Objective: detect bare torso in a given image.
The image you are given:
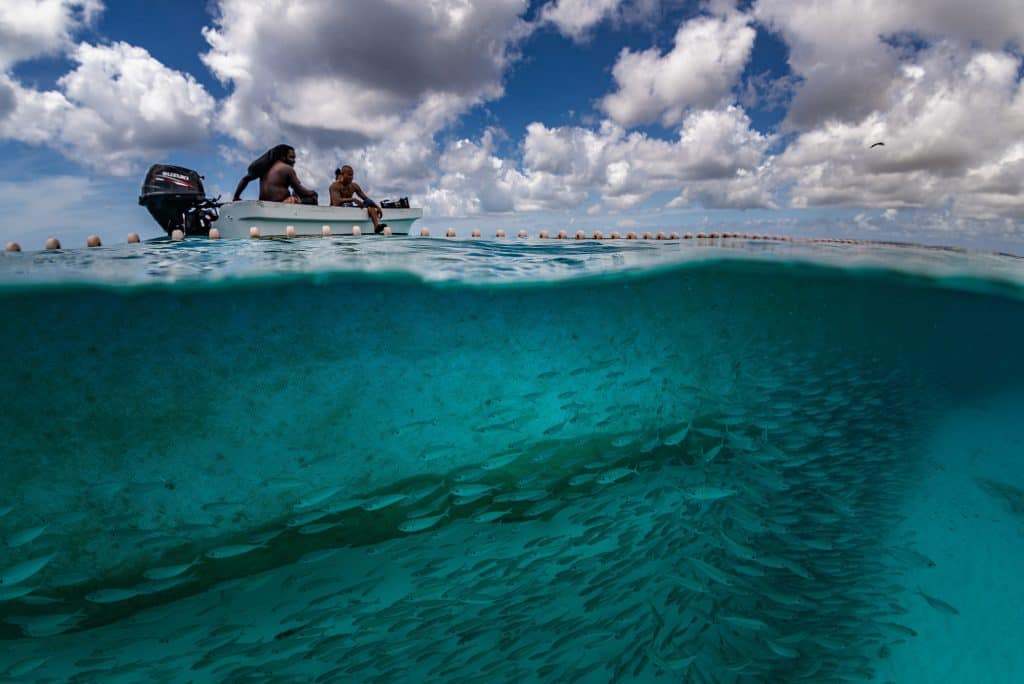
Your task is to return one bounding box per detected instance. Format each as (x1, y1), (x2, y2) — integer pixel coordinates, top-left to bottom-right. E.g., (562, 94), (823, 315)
(329, 180), (365, 206)
(261, 161), (313, 202)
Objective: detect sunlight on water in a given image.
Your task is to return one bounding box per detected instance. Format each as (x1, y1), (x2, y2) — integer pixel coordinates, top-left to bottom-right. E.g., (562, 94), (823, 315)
(1, 237), (1022, 682)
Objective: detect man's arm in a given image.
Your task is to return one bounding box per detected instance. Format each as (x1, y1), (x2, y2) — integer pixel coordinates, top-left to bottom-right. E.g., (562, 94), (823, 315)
(332, 182), (362, 206)
(287, 168), (317, 199)
(353, 183), (374, 207)
(232, 173), (256, 201)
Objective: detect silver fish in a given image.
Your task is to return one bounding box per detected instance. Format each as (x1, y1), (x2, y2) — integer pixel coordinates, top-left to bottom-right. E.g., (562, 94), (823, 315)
(663, 423), (691, 446)
(398, 509), (450, 533)
(451, 484), (496, 498)
(206, 543), (264, 559)
(295, 486), (342, 509)
(143, 558), (198, 581)
(473, 510), (511, 523)
(361, 493), (409, 511)
(7, 524), (49, 548)
(0, 552), (56, 586)
(86, 587), (138, 603)
(917, 586), (959, 615)
(596, 467), (637, 484)
(683, 485), (736, 501)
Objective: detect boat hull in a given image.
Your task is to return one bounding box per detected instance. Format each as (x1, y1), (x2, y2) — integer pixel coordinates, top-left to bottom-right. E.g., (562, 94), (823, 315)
(214, 201), (422, 237)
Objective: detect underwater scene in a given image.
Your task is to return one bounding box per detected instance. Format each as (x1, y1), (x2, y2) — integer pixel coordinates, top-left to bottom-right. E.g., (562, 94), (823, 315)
(1, 236), (1023, 683)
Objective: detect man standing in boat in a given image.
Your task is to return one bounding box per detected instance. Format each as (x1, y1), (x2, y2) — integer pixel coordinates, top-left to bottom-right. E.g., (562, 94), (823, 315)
(329, 165), (387, 233)
(232, 144), (318, 204)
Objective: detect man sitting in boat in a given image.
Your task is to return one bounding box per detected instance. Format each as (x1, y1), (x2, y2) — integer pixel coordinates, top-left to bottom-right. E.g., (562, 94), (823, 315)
(329, 165), (387, 233)
(232, 144), (318, 205)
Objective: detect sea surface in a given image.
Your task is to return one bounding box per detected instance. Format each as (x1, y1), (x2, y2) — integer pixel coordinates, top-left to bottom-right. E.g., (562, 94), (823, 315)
(1, 235), (1023, 683)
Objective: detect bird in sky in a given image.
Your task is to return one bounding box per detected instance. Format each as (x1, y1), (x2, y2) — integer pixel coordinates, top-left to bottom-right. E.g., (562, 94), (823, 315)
(869, 142), (885, 148)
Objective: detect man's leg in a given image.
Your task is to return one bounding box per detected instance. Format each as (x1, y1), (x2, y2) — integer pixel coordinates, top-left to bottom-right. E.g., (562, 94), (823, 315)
(368, 206), (383, 233)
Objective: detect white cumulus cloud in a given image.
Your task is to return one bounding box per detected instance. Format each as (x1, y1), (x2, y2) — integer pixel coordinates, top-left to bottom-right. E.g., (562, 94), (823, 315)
(0, 42), (216, 175)
(202, 0), (531, 187)
(0, 0), (102, 69)
(601, 10), (755, 127)
(778, 42), (1024, 218)
(425, 105), (773, 216)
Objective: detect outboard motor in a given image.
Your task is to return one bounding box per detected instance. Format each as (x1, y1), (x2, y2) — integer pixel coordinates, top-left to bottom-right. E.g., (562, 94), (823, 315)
(138, 164), (220, 236)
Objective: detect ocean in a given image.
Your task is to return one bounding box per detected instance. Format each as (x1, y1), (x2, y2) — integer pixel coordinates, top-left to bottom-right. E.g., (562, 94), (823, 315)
(1, 235), (1022, 683)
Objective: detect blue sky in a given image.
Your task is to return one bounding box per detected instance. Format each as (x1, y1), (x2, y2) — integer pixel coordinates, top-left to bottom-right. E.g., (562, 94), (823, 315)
(1, 0), (1023, 252)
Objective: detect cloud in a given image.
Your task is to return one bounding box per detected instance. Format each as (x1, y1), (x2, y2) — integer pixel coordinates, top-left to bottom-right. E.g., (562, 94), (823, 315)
(539, 0), (624, 42)
(202, 0), (531, 161)
(0, 0), (102, 69)
(0, 42), (216, 175)
(424, 105), (773, 215)
(600, 10), (755, 127)
(755, 0), (1024, 129)
(778, 43), (1024, 218)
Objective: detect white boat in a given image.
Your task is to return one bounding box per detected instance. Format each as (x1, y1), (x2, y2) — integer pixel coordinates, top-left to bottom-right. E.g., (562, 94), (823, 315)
(138, 163), (422, 238)
(215, 200), (422, 238)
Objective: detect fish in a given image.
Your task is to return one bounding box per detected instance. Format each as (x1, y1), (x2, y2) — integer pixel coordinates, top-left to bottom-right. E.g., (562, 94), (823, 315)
(719, 615), (768, 631)
(686, 557), (733, 586)
(6, 656), (50, 677)
(288, 510), (327, 528)
(481, 453), (518, 471)
(647, 647), (696, 673)
(323, 497), (366, 514)
(399, 509), (450, 533)
(0, 583), (38, 602)
(719, 526), (757, 561)
(206, 544), (264, 559)
(450, 484), (495, 498)
(295, 486), (342, 509)
(493, 489), (547, 503)
(726, 431), (758, 451)
(768, 640), (800, 658)
(522, 500), (561, 518)
(916, 587), (959, 615)
(86, 587), (139, 603)
(596, 467), (638, 484)
(7, 524), (49, 547)
(300, 549), (339, 564)
(143, 558), (198, 581)
(137, 574), (195, 595)
(702, 442), (724, 463)
(0, 504), (12, 518)
(611, 433), (638, 448)
(682, 485), (737, 501)
(669, 573), (708, 593)
(0, 552), (57, 586)
(299, 521), (345, 535)
(361, 493), (408, 511)
(543, 420), (568, 435)
(473, 510), (511, 523)
(663, 423), (690, 446)
(888, 546), (936, 568)
(879, 621), (918, 637)
(568, 473), (598, 486)
(454, 492), (490, 506)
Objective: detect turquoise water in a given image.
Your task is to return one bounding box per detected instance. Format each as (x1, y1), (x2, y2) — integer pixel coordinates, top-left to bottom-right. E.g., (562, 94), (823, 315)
(1, 236), (1023, 682)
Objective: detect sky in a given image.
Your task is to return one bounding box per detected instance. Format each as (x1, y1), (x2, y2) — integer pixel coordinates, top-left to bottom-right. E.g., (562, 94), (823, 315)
(1, 0), (1023, 252)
